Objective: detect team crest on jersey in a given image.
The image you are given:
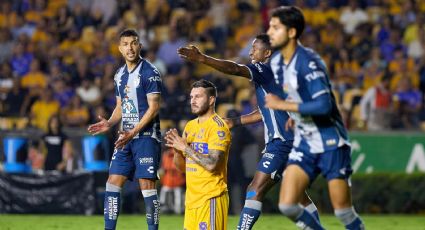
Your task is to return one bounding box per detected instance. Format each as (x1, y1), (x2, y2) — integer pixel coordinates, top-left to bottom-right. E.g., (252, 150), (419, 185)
(199, 222), (207, 230)
(217, 131), (225, 140)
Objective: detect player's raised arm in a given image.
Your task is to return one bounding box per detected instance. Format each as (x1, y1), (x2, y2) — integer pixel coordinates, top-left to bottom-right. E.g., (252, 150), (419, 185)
(87, 97), (122, 135)
(177, 45), (251, 78)
(224, 109), (262, 128)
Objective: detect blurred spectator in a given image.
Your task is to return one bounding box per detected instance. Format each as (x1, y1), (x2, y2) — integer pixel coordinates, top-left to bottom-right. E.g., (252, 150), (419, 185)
(0, 28), (15, 63)
(393, 78), (422, 129)
(157, 27), (187, 74)
(360, 74), (393, 131)
(30, 88), (60, 131)
(407, 26), (425, 60)
(145, 48), (167, 76)
(51, 77), (75, 108)
(76, 78), (102, 106)
(2, 78), (27, 116)
(20, 59), (47, 90)
(0, 63), (14, 98)
(339, 0), (368, 35)
(28, 139), (44, 171)
(42, 115), (75, 172)
(159, 147), (185, 214)
(10, 42), (33, 77)
(61, 95), (90, 128)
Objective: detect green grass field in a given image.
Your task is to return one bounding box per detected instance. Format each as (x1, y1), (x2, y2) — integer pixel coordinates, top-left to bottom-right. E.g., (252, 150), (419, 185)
(1, 214), (425, 230)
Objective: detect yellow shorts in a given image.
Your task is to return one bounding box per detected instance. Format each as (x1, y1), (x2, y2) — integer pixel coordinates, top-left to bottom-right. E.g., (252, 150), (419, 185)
(184, 192), (229, 230)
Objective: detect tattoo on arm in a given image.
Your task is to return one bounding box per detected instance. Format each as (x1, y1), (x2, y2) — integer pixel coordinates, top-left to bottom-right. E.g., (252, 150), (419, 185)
(184, 147), (223, 172)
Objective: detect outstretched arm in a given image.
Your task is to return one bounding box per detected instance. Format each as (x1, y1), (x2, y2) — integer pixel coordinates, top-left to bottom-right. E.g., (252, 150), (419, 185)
(178, 45), (251, 78)
(87, 97), (122, 135)
(264, 93), (331, 115)
(224, 109), (262, 128)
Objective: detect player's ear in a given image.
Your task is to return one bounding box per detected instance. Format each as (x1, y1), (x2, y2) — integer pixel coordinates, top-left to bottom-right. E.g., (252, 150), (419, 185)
(209, 96), (216, 107)
(265, 49), (272, 59)
(288, 28), (297, 39)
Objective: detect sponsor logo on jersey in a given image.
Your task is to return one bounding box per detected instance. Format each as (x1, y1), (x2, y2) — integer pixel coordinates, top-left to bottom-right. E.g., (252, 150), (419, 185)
(326, 139), (337, 146)
(148, 76), (162, 82)
(289, 150), (303, 162)
(263, 152), (274, 159)
(139, 157), (154, 165)
(305, 71), (325, 82)
(147, 166), (154, 173)
(254, 63), (263, 73)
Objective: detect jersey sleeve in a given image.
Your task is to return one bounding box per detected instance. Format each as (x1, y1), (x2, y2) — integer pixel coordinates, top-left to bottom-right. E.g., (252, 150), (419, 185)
(302, 60), (330, 99)
(246, 63), (272, 85)
(207, 124), (231, 152)
(143, 68), (163, 94)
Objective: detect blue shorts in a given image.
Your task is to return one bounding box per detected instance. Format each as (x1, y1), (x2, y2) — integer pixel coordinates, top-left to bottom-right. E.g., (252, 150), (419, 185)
(257, 139), (292, 181)
(287, 144), (353, 183)
(109, 137), (161, 180)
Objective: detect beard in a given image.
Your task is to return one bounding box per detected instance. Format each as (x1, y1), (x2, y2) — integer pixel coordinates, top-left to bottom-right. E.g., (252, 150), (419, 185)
(191, 103), (210, 116)
(271, 36), (290, 50)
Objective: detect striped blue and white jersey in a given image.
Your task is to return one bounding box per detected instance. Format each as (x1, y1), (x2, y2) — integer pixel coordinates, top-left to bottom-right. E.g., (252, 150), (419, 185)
(269, 45), (349, 153)
(114, 58), (162, 141)
(245, 62), (294, 144)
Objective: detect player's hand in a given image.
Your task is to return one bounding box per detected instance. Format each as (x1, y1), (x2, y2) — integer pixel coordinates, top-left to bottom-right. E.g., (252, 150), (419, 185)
(164, 128), (187, 152)
(223, 118), (234, 129)
(264, 93), (283, 110)
(177, 45), (203, 63)
(87, 116), (111, 135)
(285, 118), (295, 131)
(114, 130), (135, 149)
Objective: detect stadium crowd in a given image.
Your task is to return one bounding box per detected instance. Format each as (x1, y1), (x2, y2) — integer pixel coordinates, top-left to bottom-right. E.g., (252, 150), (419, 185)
(0, 0), (425, 214)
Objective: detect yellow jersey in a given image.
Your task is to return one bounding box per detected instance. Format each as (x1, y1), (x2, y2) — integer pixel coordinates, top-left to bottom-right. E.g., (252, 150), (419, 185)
(183, 113), (231, 209)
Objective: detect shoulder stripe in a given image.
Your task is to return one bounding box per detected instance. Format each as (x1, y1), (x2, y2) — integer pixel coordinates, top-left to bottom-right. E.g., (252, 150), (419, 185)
(212, 116), (224, 127)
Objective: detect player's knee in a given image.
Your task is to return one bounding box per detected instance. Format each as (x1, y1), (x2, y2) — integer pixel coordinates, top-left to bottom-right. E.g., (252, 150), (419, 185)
(278, 204), (303, 219)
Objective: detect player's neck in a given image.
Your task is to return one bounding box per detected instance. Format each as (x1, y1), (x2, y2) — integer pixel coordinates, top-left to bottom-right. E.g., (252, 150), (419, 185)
(126, 57), (142, 72)
(280, 40), (298, 65)
(197, 109), (215, 123)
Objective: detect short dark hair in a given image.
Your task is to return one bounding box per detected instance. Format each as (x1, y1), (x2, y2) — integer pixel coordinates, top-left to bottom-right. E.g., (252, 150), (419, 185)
(271, 6), (305, 39)
(255, 33), (271, 50)
(119, 29), (139, 39)
(192, 79), (217, 98)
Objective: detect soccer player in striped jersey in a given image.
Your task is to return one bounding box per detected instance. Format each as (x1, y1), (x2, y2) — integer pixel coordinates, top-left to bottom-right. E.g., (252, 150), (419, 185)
(88, 29), (162, 230)
(165, 80), (231, 230)
(177, 34), (320, 230)
(265, 6), (364, 230)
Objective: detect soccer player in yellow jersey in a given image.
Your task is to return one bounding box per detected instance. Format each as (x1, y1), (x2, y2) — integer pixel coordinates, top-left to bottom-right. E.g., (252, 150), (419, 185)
(165, 79), (231, 230)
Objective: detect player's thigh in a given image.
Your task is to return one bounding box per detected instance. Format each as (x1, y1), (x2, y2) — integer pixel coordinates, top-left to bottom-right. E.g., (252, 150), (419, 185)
(109, 144), (134, 180)
(132, 138), (161, 180)
(184, 192), (229, 230)
(318, 145), (353, 209)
